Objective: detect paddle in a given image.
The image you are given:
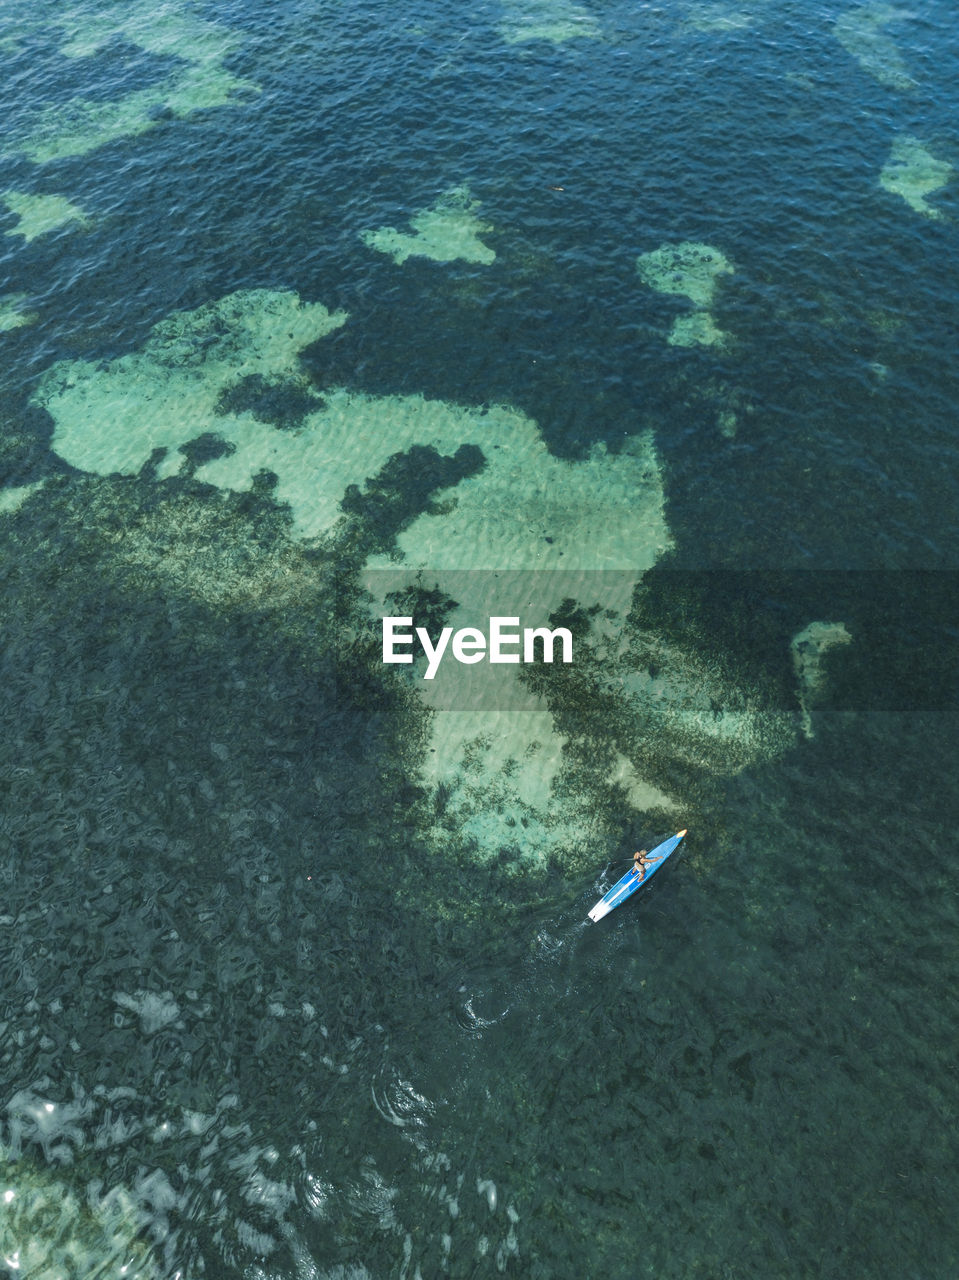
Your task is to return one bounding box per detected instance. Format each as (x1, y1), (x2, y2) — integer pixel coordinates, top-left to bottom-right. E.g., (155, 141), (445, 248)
(584, 840), (668, 882)
(603, 853), (649, 876)
(603, 848), (669, 879)
(610, 851), (657, 868)
(571, 854), (637, 885)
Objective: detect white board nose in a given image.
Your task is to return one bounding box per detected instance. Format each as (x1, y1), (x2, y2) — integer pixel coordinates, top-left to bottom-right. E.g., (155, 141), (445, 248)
(588, 900), (612, 922)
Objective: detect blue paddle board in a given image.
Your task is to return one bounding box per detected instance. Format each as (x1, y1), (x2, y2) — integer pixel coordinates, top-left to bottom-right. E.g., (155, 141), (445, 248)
(588, 829), (686, 922)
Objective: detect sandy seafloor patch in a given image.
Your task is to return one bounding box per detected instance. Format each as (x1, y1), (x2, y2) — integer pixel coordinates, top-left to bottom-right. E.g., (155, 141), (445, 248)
(1, 0), (958, 1276)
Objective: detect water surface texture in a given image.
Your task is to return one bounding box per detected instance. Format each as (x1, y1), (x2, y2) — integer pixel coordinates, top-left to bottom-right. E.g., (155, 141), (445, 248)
(2, 1), (958, 1276)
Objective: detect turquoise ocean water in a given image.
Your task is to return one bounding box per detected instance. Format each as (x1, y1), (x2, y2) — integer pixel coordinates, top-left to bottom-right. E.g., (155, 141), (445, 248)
(1, 1), (958, 1276)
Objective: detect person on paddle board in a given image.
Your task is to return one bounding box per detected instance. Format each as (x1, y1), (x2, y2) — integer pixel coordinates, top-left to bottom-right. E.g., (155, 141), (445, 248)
(632, 849), (652, 879)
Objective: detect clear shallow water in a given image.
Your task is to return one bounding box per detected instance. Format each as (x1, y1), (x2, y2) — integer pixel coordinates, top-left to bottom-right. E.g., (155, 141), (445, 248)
(1, 1), (958, 1276)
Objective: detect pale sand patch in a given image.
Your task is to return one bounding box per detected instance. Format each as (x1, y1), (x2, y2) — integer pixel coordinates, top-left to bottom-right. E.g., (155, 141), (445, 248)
(0, 482), (43, 514)
(683, 4), (754, 34)
(56, 1), (245, 64)
(2, 190), (90, 243)
(834, 3), (917, 91)
(669, 310), (727, 349)
(637, 241), (734, 348)
(364, 433), (676, 858)
(637, 241), (733, 309)
(609, 750), (674, 811)
(36, 289), (347, 501)
(0, 294), (37, 333)
(35, 286), (801, 868)
(498, 0), (601, 45)
(16, 1), (258, 164)
(361, 186), (495, 265)
(880, 135), (952, 219)
(791, 620), (853, 739)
